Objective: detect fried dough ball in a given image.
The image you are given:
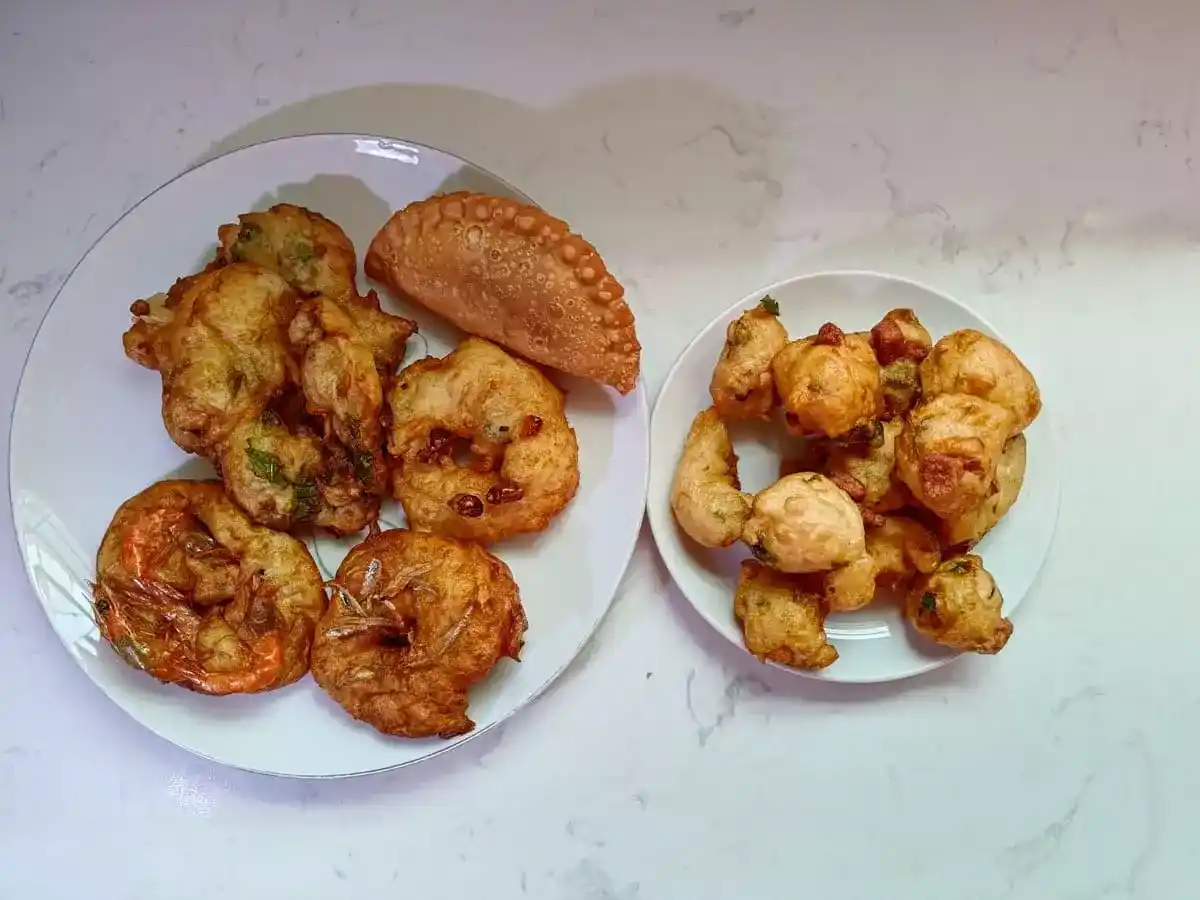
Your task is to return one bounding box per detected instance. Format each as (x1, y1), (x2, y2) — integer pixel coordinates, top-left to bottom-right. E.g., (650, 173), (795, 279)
(825, 419), (908, 514)
(879, 358), (923, 420)
(870, 308), (933, 366)
(217, 203), (416, 371)
(122, 264), (298, 455)
(670, 408), (752, 547)
(734, 560), (838, 670)
(772, 323), (881, 439)
(742, 472), (865, 573)
(942, 433), (1027, 549)
(709, 300), (789, 420)
(91, 480), (325, 694)
(906, 554), (1012, 653)
(895, 393), (1014, 519)
(865, 515), (942, 590)
(388, 338), (579, 543)
(310, 529), (527, 738)
(818, 552), (879, 612)
(920, 329), (1040, 436)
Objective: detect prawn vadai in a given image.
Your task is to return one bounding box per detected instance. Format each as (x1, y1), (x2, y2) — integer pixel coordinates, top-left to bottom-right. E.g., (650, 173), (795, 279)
(920, 329), (1040, 436)
(387, 337), (580, 543)
(865, 515), (942, 591)
(670, 407), (751, 548)
(91, 480), (325, 694)
(310, 529), (528, 738)
(709, 298), (788, 420)
(734, 560), (838, 670)
(906, 554), (1012, 654)
(741, 472), (866, 573)
(772, 323), (881, 439)
(825, 418), (908, 514)
(941, 433), (1027, 549)
(122, 263), (298, 455)
(365, 192), (641, 393)
(871, 308), (933, 419)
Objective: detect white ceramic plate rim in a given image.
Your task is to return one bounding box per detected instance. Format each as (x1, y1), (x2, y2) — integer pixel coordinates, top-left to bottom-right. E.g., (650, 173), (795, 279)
(647, 269), (1059, 684)
(9, 133), (650, 776)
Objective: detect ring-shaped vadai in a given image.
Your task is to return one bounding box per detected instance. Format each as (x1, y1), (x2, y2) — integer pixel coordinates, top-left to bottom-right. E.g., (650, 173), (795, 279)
(387, 337), (580, 543)
(91, 480), (325, 695)
(310, 529), (528, 738)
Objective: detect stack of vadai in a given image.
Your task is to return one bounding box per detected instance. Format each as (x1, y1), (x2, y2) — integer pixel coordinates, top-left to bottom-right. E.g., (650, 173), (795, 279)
(100, 193), (637, 737)
(670, 298), (1040, 670)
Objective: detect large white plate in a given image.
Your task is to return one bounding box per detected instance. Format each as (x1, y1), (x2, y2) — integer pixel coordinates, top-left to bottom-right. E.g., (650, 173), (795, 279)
(647, 271), (1059, 683)
(10, 134), (649, 776)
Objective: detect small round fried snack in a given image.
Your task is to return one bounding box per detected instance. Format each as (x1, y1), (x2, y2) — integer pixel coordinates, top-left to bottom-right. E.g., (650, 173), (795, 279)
(734, 560), (838, 670)
(772, 323), (881, 439)
(920, 329), (1041, 436)
(865, 515), (942, 591)
(91, 480), (325, 694)
(895, 393), (1014, 519)
(871, 308), (933, 420)
(709, 299), (788, 420)
(122, 263), (299, 455)
(825, 418), (907, 514)
(742, 472), (865, 573)
(670, 407), (752, 548)
(907, 554), (1012, 654)
(310, 529), (528, 739)
(818, 552), (879, 612)
(388, 338), (579, 543)
(942, 433), (1027, 550)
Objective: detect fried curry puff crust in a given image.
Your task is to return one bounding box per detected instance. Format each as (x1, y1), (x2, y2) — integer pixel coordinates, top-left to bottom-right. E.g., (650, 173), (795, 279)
(387, 337), (580, 544)
(365, 192), (641, 394)
(92, 480), (325, 695)
(311, 529), (528, 739)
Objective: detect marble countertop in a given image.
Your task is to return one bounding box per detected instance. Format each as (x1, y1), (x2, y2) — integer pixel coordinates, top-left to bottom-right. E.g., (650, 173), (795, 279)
(1, 1), (1195, 897)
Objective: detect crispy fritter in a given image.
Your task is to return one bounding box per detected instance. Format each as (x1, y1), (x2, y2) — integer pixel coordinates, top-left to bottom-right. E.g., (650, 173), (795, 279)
(365, 192), (640, 393)
(92, 480), (325, 694)
(870, 308), (933, 366)
(825, 418), (908, 514)
(122, 263), (298, 454)
(388, 338), (579, 543)
(906, 554), (1012, 653)
(310, 529), (527, 738)
(670, 408), (752, 548)
(772, 323), (881, 439)
(895, 393), (1014, 519)
(942, 433), (1027, 549)
(742, 472), (866, 573)
(709, 301), (788, 420)
(734, 560), (838, 670)
(920, 329), (1040, 436)
(817, 552), (879, 612)
(865, 515), (942, 591)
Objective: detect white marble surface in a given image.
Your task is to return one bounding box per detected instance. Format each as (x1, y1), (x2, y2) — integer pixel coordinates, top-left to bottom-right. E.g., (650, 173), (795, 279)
(0, 0), (1195, 897)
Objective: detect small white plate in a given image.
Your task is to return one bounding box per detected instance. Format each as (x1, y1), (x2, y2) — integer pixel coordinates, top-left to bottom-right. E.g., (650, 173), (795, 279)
(647, 271), (1059, 683)
(10, 134), (649, 776)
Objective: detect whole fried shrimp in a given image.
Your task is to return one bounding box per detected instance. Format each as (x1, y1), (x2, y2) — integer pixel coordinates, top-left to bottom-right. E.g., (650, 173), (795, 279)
(920, 329), (1041, 436)
(310, 529), (527, 738)
(709, 299), (788, 420)
(895, 393), (1014, 519)
(772, 323), (882, 439)
(907, 554), (1012, 654)
(670, 407), (752, 547)
(387, 338), (579, 543)
(734, 560), (838, 670)
(742, 472), (866, 573)
(91, 480), (325, 694)
(122, 263), (299, 455)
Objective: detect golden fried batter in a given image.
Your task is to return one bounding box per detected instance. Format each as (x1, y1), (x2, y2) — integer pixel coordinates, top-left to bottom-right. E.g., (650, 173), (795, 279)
(91, 480), (325, 694)
(870, 308), (932, 366)
(709, 300), (788, 420)
(865, 515), (942, 591)
(217, 203), (416, 371)
(310, 529), (527, 738)
(895, 393), (1014, 519)
(734, 560), (838, 670)
(825, 419), (908, 514)
(670, 408), (752, 548)
(920, 329), (1041, 436)
(772, 323), (881, 439)
(817, 552), (879, 612)
(879, 357), (923, 420)
(365, 192), (641, 393)
(742, 472), (866, 573)
(388, 338), (579, 543)
(906, 554), (1012, 653)
(942, 433), (1027, 549)
(123, 264), (298, 454)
